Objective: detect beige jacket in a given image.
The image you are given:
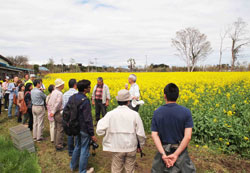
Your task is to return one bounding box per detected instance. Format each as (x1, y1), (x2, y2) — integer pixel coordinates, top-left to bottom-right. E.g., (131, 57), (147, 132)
(48, 89), (63, 114)
(96, 105), (146, 152)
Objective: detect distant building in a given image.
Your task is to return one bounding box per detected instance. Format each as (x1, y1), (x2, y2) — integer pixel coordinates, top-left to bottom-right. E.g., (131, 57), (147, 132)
(39, 66), (49, 75)
(0, 54), (34, 80)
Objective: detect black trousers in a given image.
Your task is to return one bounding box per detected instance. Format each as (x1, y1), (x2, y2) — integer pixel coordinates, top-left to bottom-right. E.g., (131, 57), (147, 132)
(27, 108), (33, 131)
(4, 93), (9, 109)
(129, 102), (140, 112)
(95, 99), (107, 121)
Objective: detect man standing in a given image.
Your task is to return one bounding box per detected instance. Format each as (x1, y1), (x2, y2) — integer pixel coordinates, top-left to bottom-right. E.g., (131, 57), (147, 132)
(2, 76), (10, 110)
(31, 79), (47, 142)
(125, 74), (140, 112)
(68, 80), (96, 173)
(23, 74), (29, 83)
(96, 89), (146, 173)
(151, 83), (196, 173)
(92, 77), (110, 124)
(7, 76), (19, 118)
(48, 78), (65, 151)
(25, 74), (35, 87)
(63, 79), (78, 156)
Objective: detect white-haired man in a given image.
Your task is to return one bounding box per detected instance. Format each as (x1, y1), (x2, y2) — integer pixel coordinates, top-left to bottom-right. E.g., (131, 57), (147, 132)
(125, 74), (140, 112)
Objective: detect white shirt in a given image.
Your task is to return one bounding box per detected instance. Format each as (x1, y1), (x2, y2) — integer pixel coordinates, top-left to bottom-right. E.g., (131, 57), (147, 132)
(129, 83), (140, 100)
(63, 88), (78, 108)
(96, 106), (146, 152)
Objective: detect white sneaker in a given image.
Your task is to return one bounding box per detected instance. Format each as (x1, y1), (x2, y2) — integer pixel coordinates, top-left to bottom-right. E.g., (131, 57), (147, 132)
(5, 109), (8, 111)
(87, 167), (94, 173)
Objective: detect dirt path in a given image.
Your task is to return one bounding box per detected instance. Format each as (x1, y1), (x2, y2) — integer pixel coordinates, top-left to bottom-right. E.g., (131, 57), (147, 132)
(0, 112), (250, 173)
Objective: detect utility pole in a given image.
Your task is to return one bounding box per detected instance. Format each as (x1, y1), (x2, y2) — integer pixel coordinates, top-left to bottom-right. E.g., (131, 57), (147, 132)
(145, 55), (148, 72)
(95, 58), (97, 72)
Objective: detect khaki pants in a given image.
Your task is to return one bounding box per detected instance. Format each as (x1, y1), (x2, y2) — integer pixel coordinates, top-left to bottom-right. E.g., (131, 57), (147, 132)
(32, 105), (45, 140)
(54, 111), (64, 148)
(111, 150), (137, 173)
(49, 120), (55, 142)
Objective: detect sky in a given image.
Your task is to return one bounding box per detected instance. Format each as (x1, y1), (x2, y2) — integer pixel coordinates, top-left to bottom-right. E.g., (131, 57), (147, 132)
(0, 0), (250, 67)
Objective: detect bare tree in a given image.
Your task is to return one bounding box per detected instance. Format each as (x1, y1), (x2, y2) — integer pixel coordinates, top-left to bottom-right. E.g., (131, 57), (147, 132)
(6, 56), (29, 67)
(219, 28), (229, 71)
(127, 58), (136, 72)
(229, 18), (250, 71)
(47, 58), (54, 73)
(172, 27), (212, 72)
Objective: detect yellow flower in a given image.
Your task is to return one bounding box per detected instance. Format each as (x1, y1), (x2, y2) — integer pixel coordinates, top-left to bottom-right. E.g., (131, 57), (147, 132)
(193, 99), (199, 105)
(226, 142), (230, 145)
(219, 138), (223, 141)
(216, 104), (219, 107)
(227, 111), (233, 116)
(244, 100), (247, 104)
(213, 118), (217, 123)
(226, 93), (230, 98)
(223, 109), (227, 113)
(203, 145), (208, 149)
(244, 137), (249, 141)
(195, 145), (199, 148)
(232, 104), (236, 109)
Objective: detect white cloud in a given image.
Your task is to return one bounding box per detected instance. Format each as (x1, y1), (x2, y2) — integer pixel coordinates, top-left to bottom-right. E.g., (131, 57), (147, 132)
(0, 0), (249, 67)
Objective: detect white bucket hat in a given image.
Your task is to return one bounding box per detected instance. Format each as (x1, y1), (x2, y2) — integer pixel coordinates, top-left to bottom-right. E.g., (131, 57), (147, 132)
(55, 78), (65, 88)
(116, 89), (133, 102)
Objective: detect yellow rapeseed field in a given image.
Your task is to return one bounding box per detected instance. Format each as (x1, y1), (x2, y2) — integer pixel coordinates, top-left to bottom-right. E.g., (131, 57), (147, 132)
(43, 72), (250, 157)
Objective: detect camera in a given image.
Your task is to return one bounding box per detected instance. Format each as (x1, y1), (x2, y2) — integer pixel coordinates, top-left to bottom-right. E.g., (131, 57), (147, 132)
(90, 140), (99, 150)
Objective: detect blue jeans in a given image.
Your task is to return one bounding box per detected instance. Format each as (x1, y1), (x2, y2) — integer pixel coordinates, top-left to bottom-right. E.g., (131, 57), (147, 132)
(8, 99), (19, 117)
(68, 135), (76, 156)
(70, 131), (90, 173)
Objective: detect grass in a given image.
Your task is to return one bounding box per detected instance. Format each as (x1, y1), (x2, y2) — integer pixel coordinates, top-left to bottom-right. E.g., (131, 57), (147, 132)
(0, 136), (41, 173)
(0, 109), (250, 173)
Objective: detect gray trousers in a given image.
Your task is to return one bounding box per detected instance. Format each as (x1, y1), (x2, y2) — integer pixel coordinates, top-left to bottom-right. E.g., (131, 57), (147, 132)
(152, 145), (196, 173)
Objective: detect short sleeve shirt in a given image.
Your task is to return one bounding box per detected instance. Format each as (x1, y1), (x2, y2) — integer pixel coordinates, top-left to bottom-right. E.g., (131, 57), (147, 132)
(151, 103), (193, 144)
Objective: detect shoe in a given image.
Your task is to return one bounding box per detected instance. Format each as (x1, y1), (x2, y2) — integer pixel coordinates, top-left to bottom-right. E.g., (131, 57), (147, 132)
(33, 138), (37, 142)
(51, 141), (54, 143)
(56, 147), (64, 151)
(87, 167), (94, 173)
(37, 138), (43, 142)
(5, 109), (8, 111)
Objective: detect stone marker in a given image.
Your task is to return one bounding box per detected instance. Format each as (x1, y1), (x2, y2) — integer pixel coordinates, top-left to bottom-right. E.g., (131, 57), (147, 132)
(9, 125), (35, 152)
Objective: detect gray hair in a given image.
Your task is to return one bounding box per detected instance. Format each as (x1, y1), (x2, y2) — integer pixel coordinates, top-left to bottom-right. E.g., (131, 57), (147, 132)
(97, 77), (103, 82)
(128, 74), (137, 82)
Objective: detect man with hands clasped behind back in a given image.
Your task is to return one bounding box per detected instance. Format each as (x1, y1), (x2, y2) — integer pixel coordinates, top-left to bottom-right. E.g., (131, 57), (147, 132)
(151, 83), (196, 173)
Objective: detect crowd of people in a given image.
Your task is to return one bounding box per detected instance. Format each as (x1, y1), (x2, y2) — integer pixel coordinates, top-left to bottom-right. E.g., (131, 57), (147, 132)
(0, 74), (196, 173)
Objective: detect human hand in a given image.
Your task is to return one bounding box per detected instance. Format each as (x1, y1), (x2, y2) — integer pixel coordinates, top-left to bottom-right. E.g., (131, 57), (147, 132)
(91, 136), (98, 143)
(137, 148), (142, 153)
(125, 84), (128, 89)
(166, 153), (178, 168)
(162, 154), (171, 168)
(105, 101), (109, 107)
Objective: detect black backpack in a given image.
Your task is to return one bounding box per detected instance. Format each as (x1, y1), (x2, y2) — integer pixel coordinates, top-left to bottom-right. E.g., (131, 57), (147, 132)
(62, 94), (86, 136)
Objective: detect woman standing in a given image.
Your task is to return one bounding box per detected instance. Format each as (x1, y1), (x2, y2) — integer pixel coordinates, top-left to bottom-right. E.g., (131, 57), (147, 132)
(23, 83), (33, 131)
(0, 82), (2, 115)
(46, 84), (55, 143)
(17, 83), (25, 122)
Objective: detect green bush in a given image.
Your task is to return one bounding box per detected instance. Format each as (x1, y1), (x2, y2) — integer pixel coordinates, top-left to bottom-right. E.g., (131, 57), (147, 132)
(0, 136), (41, 173)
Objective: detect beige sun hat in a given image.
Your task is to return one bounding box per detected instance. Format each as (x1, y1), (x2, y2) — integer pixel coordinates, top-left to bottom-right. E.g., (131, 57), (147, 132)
(116, 89), (133, 102)
(55, 78), (65, 88)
